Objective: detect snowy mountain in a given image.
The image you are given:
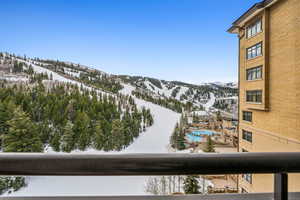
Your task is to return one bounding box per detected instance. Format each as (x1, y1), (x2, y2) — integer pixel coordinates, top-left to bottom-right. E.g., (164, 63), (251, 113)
(119, 75), (238, 113)
(0, 52), (238, 114)
(0, 53), (183, 196)
(0, 52), (238, 196)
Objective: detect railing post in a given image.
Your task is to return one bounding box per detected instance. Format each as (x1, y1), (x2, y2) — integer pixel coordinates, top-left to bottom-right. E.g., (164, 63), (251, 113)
(274, 173), (288, 200)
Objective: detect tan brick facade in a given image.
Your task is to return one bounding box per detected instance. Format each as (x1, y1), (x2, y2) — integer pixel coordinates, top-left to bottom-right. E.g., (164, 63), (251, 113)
(229, 0), (300, 193)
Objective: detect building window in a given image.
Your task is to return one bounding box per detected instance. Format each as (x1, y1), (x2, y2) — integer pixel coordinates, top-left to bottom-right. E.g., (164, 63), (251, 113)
(242, 130), (252, 142)
(247, 66), (262, 80)
(242, 174), (252, 184)
(241, 150), (252, 190)
(242, 111), (252, 122)
(246, 42), (262, 59)
(247, 19), (262, 38)
(246, 90), (262, 103)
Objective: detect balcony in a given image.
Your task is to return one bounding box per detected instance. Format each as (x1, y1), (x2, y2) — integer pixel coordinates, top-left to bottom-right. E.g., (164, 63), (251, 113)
(0, 152), (300, 200)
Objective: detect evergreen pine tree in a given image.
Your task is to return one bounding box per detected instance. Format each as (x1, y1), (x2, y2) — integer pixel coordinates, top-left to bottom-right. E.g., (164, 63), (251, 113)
(177, 132), (186, 150)
(3, 107), (43, 152)
(0, 177), (7, 194)
(203, 136), (215, 153)
(170, 123), (179, 148)
(11, 177), (26, 192)
(0, 102), (13, 149)
(183, 175), (200, 194)
(50, 131), (61, 152)
(111, 119), (123, 150)
(0, 101), (15, 135)
(74, 112), (90, 151)
(93, 120), (104, 150)
(61, 120), (75, 152)
(0, 81), (151, 153)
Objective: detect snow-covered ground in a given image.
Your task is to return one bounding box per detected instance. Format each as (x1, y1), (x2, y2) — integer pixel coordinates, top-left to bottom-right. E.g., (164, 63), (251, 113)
(142, 80), (189, 102)
(0, 75), (28, 82)
(64, 68), (81, 78)
(15, 59), (113, 98)
(8, 84), (181, 196)
(203, 93), (215, 111)
(2, 59), (218, 196)
(216, 96), (238, 100)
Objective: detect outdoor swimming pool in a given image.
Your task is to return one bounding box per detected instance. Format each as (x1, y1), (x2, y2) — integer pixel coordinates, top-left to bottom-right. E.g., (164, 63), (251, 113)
(186, 130), (216, 143)
(186, 134), (203, 142)
(191, 130), (215, 136)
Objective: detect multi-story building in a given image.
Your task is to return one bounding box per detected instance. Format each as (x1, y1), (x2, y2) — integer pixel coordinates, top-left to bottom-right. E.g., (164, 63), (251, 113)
(228, 0), (300, 193)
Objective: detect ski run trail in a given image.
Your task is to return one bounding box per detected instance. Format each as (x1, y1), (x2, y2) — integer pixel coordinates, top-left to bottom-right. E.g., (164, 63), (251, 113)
(4, 62), (215, 196)
(9, 84), (182, 196)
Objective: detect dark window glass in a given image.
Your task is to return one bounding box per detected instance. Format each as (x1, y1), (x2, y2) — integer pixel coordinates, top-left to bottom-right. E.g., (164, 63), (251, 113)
(246, 42), (262, 59)
(246, 90), (262, 103)
(247, 66), (262, 80)
(243, 111), (252, 122)
(242, 130), (252, 142)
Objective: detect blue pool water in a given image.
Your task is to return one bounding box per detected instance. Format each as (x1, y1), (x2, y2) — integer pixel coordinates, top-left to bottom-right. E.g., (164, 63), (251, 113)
(191, 130), (215, 136)
(186, 134), (203, 142)
(186, 130), (215, 143)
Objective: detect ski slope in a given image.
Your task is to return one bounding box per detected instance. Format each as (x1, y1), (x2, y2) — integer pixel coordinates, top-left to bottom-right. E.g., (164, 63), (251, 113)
(203, 92), (215, 111)
(3, 59), (217, 196)
(8, 84), (181, 196)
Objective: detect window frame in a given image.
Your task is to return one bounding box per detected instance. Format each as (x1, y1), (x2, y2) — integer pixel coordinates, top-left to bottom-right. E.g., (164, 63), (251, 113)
(246, 66), (263, 81)
(246, 90), (262, 103)
(246, 42), (263, 60)
(242, 130), (252, 143)
(242, 174), (252, 184)
(242, 111), (252, 122)
(246, 18), (263, 39)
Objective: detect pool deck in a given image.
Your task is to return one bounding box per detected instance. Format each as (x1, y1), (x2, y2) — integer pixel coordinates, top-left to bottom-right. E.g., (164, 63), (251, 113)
(184, 128), (238, 152)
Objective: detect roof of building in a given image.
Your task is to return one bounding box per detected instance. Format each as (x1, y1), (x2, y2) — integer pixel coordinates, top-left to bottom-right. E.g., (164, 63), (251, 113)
(227, 0), (279, 33)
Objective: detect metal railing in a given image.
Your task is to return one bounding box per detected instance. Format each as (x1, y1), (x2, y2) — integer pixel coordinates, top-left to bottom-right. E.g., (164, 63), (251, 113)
(0, 152), (300, 200)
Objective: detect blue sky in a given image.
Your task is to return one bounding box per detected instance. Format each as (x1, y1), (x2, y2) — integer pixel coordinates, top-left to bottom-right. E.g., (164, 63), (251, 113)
(0, 0), (259, 83)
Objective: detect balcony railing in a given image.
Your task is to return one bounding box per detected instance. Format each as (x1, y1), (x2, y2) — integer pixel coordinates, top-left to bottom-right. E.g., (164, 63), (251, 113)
(0, 152), (300, 200)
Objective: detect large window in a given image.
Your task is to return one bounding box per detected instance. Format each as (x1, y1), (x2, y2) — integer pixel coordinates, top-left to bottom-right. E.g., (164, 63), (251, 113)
(247, 66), (262, 80)
(246, 90), (262, 103)
(247, 19), (262, 38)
(242, 130), (252, 142)
(242, 111), (252, 122)
(242, 174), (252, 184)
(247, 42), (262, 59)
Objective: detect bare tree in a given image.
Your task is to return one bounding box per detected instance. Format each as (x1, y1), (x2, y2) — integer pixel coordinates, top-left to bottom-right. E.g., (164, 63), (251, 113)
(145, 176), (184, 195)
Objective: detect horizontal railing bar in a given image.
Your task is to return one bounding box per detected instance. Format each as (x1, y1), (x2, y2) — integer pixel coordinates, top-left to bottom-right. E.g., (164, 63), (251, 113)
(0, 152), (300, 176)
(1, 193), (300, 200)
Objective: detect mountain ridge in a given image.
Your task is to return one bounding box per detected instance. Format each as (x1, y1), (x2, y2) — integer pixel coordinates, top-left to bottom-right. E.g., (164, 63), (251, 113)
(0, 52), (238, 114)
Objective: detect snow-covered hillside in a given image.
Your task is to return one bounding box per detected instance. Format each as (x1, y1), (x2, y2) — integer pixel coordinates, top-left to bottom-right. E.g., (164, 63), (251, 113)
(119, 75), (238, 114)
(9, 84), (181, 196)
(0, 53), (236, 196)
(1, 53), (238, 114)
(0, 53), (182, 196)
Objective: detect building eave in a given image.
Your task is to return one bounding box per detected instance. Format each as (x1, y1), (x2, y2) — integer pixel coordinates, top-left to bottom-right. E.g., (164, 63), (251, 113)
(227, 0), (279, 34)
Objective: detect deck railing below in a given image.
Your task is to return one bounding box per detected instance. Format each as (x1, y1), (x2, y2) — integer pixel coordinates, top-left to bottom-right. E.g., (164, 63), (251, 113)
(0, 152), (300, 200)
(1, 193), (300, 200)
